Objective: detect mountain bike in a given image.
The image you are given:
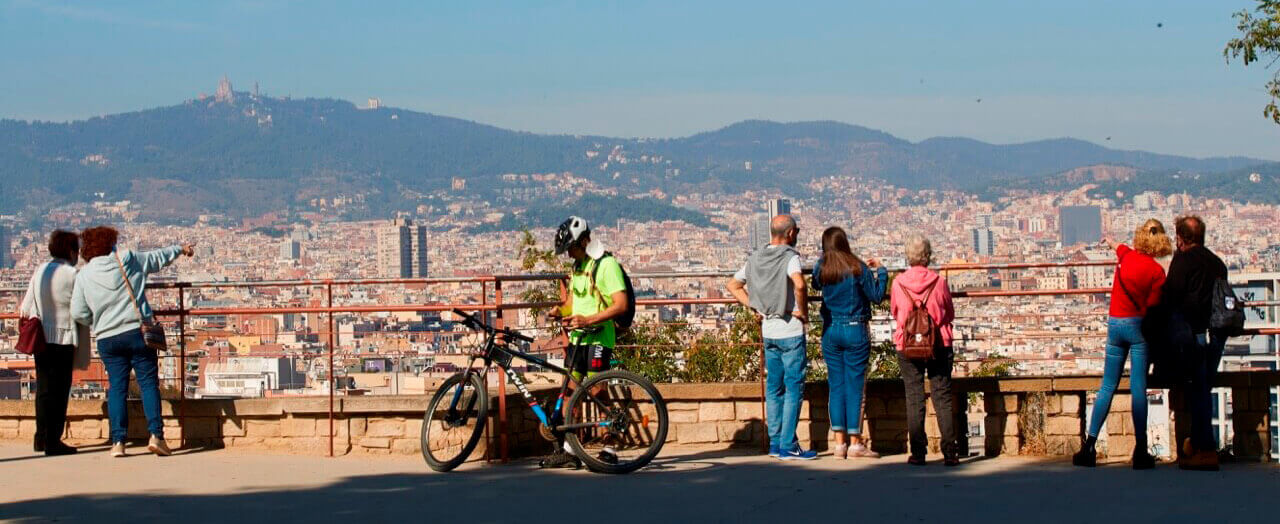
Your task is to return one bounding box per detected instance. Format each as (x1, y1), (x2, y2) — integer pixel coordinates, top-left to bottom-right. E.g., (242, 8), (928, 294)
(421, 308), (668, 474)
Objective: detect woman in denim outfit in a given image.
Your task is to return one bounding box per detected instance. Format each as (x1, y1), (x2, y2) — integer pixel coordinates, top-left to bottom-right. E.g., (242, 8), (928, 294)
(1073, 219), (1171, 469)
(811, 227), (887, 459)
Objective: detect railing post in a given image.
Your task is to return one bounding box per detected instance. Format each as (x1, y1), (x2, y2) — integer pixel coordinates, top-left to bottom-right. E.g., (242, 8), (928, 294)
(177, 284), (187, 448)
(495, 278), (509, 463)
(327, 281), (335, 458)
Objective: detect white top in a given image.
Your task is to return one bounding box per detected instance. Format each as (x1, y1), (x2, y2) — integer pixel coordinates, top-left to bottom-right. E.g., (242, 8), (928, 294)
(19, 260), (81, 347)
(734, 248), (805, 340)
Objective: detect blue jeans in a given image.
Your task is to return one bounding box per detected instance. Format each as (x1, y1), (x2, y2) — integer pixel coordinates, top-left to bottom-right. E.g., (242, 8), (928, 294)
(822, 320), (870, 434)
(765, 335), (807, 452)
(99, 330), (164, 443)
(1087, 317), (1148, 440)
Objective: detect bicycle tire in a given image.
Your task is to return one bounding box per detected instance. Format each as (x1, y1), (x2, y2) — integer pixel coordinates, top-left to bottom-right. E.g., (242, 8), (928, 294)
(565, 369), (668, 474)
(421, 372), (489, 472)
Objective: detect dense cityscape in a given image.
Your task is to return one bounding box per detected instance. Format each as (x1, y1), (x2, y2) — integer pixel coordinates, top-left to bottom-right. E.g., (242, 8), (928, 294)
(2, 173), (1277, 402)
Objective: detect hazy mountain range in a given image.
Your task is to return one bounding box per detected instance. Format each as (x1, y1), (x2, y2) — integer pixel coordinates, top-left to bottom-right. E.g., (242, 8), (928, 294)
(1, 94), (1274, 221)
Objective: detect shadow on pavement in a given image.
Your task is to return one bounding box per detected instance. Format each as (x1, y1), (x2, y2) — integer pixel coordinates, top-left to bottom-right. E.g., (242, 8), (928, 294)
(6, 450), (1275, 523)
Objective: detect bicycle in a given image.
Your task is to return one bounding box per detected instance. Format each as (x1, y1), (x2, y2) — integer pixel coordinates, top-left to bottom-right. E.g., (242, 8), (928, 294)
(421, 308), (668, 474)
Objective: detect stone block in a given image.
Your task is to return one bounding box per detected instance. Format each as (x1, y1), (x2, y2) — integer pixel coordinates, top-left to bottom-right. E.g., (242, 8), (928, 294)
(1042, 395), (1062, 415)
(735, 401), (764, 420)
(0, 419), (19, 429)
(986, 394), (1019, 414)
(181, 417), (220, 439)
(366, 419), (405, 438)
(1111, 394), (1132, 412)
(231, 437), (264, 447)
(18, 419), (36, 437)
(1061, 395), (1081, 415)
(699, 402), (736, 422)
(1104, 435), (1135, 457)
(69, 419), (101, 440)
(677, 422), (719, 444)
(1002, 414), (1021, 436)
(718, 421), (752, 442)
(1003, 436), (1021, 456)
(0, 428), (18, 439)
(350, 417), (367, 437)
(925, 416), (940, 438)
(404, 418), (423, 438)
(222, 419), (247, 437)
(246, 420), (280, 438)
(1045, 416), (1082, 436)
(360, 437), (392, 449)
(1046, 435), (1081, 456)
(391, 438), (419, 455)
(282, 417), (316, 437)
(667, 401), (700, 412)
(669, 410), (699, 424)
(862, 397), (885, 417)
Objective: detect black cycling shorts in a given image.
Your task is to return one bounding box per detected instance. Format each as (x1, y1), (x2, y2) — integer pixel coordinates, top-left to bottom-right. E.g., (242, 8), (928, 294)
(568, 343), (613, 378)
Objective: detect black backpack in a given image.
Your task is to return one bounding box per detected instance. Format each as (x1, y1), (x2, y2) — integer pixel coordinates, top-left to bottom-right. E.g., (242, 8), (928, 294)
(1209, 278), (1246, 336)
(589, 252), (636, 332)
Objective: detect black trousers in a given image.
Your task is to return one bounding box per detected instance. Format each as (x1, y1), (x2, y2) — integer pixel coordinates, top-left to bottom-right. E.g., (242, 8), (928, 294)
(34, 344), (75, 446)
(898, 346), (958, 459)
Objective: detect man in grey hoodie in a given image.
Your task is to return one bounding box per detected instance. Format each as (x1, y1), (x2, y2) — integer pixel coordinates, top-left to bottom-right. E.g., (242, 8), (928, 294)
(727, 214), (816, 460)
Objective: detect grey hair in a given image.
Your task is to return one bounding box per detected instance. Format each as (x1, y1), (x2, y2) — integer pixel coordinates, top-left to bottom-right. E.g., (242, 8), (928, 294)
(905, 235), (933, 267)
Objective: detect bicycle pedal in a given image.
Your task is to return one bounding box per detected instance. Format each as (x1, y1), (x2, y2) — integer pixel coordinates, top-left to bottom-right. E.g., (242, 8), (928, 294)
(538, 424), (558, 442)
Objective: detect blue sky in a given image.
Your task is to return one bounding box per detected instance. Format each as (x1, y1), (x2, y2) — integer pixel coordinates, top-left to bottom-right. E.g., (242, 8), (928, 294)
(2, 0), (1278, 159)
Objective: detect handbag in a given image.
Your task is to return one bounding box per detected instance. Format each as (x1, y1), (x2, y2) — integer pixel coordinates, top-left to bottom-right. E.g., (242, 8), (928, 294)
(17, 267), (49, 355)
(114, 251), (168, 352)
(17, 317), (46, 355)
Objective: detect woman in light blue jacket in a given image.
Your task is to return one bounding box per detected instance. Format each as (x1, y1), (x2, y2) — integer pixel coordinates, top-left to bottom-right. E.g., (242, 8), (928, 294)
(71, 226), (193, 457)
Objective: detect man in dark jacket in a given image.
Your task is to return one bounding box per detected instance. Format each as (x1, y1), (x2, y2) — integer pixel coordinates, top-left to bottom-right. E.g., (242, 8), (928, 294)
(1161, 215), (1228, 471)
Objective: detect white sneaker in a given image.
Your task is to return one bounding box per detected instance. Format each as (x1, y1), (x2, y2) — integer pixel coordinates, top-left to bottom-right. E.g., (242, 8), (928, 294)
(111, 442), (126, 457)
(147, 436), (172, 457)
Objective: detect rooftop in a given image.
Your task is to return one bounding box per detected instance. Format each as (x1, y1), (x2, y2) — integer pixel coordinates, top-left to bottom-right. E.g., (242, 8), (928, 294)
(5, 442), (1274, 523)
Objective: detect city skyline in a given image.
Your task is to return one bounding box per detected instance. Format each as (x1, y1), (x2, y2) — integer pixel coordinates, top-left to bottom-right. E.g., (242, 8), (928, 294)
(2, 1), (1279, 159)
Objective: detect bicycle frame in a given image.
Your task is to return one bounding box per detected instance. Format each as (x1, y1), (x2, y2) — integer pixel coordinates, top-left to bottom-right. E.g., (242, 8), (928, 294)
(456, 329), (614, 433)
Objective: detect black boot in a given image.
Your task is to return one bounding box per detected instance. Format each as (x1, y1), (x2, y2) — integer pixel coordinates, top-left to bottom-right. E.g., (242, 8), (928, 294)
(1132, 436), (1154, 470)
(1072, 436), (1097, 467)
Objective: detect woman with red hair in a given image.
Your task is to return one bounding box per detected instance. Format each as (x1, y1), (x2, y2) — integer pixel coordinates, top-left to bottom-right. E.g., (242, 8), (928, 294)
(71, 226), (194, 457)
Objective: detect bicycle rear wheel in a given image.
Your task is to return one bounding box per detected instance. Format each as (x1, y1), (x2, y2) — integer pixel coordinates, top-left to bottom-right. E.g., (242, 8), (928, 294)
(565, 369), (668, 474)
(421, 371), (489, 472)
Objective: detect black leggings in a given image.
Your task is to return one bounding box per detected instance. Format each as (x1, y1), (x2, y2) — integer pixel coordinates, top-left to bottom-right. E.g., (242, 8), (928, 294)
(34, 344), (75, 446)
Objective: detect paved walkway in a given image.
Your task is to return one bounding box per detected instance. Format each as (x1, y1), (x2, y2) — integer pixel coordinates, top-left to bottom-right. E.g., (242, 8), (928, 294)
(3, 442), (1275, 523)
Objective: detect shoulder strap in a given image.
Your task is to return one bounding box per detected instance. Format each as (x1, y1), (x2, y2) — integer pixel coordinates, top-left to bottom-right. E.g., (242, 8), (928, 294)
(114, 251), (149, 322)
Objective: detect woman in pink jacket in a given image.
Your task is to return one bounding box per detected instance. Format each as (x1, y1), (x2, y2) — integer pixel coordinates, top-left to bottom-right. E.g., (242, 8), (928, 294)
(889, 235), (959, 466)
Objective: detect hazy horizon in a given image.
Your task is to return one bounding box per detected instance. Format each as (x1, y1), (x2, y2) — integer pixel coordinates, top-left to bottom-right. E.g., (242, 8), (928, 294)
(3, 0), (1279, 160)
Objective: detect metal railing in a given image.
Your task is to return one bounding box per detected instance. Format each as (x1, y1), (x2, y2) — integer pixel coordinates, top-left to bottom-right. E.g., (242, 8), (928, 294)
(1, 259), (1276, 459)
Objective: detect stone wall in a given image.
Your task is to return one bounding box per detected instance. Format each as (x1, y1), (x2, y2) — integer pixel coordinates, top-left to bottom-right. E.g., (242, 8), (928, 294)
(1, 372), (1275, 462)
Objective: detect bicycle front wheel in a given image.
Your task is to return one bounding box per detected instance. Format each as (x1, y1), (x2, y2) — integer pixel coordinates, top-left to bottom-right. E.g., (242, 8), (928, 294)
(421, 371), (489, 472)
(565, 369), (668, 474)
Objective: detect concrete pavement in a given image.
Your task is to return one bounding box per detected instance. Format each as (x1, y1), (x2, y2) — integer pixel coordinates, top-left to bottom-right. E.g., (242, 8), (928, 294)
(3, 442), (1276, 523)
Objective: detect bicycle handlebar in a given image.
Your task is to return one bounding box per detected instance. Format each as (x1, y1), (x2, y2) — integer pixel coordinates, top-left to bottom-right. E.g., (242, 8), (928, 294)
(451, 309), (534, 343)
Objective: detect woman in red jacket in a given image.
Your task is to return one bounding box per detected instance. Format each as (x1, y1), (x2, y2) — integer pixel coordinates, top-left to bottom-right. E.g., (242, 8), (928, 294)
(1073, 219), (1172, 469)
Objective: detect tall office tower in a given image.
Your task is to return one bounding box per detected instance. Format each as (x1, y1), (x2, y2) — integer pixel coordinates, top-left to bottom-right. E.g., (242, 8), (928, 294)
(1059, 206), (1102, 247)
(279, 240), (301, 261)
(748, 214), (770, 252)
(377, 218), (429, 277)
(971, 228), (996, 256)
(411, 223), (429, 277)
(0, 226), (9, 269)
(767, 198), (791, 218)
(977, 213), (994, 228)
